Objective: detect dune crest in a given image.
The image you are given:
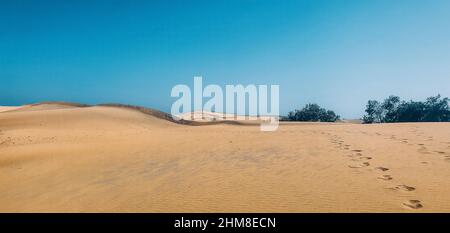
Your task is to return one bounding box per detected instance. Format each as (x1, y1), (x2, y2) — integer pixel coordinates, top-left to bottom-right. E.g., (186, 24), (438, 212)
(0, 106), (24, 113)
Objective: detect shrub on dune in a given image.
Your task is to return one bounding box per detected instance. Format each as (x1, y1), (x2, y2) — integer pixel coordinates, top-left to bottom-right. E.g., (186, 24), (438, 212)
(363, 95), (450, 123)
(287, 103), (340, 122)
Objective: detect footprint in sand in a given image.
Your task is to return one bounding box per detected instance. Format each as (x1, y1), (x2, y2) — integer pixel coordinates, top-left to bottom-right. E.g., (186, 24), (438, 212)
(352, 149), (363, 153)
(418, 147), (431, 154)
(393, 184), (416, 191)
(347, 152), (363, 158)
(348, 162), (370, 168)
(351, 156), (372, 161)
(434, 151), (446, 154)
(375, 166), (389, 172)
(378, 174), (393, 180)
(403, 200), (423, 209)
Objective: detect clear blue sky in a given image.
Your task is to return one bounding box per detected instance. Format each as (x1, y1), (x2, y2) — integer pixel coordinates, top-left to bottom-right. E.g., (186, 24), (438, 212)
(1, 0), (450, 118)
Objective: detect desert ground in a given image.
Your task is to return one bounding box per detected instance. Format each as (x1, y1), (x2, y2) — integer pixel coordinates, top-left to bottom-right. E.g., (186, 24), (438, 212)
(0, 106), (23, 113)
(1, 103), (450, 212)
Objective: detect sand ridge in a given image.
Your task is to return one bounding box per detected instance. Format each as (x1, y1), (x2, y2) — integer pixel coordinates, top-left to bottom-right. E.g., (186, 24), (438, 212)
(0, 106), (24, 113)
(1, 103), (450, 212)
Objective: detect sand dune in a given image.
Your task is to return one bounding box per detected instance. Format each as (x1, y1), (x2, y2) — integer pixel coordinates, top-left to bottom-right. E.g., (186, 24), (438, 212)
(0, 106), (23, 113)
(11, 104), (79, 112)
(1, 103), (450, 212)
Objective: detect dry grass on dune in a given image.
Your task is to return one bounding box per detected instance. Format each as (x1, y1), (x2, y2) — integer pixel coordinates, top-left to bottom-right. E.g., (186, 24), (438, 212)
(1, 102), (450, 212)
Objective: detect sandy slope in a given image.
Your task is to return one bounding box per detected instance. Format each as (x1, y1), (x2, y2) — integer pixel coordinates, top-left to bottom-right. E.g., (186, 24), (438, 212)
(0, 106), (23, 113)
(1, 104), (450, 212)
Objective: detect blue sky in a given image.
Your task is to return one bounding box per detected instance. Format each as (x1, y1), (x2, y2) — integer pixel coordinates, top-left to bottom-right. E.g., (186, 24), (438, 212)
(1, 0), (450, 118)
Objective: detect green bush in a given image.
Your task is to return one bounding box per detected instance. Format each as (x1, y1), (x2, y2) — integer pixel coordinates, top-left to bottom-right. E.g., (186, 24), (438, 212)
(287, 103), (340, 122)
(363, 95), (450, 123)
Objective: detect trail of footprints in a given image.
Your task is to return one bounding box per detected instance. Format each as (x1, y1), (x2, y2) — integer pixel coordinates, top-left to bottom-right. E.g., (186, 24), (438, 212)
(328, 134), (423, 210)
(365, 129), (450, 162)
(383, 132), (450, 163)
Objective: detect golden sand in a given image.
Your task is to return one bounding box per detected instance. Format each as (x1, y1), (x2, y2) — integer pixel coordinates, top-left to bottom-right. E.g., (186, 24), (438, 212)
(0, 106), (22, 113)
(1, 104), (450, 212)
